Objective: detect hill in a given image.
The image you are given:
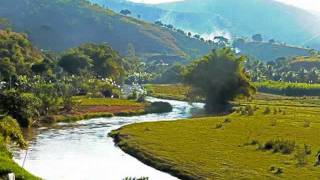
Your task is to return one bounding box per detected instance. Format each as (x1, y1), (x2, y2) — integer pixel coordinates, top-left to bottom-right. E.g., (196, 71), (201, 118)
(233, 40), (310, 62)
(0, 0), (214, 61)
(95, 0), (320, 50)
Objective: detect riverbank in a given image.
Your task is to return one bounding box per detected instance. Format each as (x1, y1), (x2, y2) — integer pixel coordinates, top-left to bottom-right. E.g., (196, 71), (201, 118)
(0, 140), (39, 180)
(0, 116), (39, 180)
(111, 96), (320, 179)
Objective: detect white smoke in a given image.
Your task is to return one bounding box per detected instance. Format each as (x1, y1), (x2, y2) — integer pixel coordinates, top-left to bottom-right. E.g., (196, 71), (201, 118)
(202, 29), (232, 41)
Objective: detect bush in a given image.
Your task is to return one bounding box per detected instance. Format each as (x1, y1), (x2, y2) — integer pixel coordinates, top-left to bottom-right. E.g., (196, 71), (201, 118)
(262, 139), (295, 154)
(0, 116), (26, 148)
(0, 90), (42, 127)
(146, 102), (173, 114)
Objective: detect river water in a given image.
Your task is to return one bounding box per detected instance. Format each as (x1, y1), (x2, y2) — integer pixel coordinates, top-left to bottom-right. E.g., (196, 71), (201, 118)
(13, 97), (204, 180)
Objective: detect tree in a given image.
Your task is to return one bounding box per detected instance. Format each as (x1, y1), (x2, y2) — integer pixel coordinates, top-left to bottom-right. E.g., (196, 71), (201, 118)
(59, 52), (93, 75)
(214, 36), (229, 47)
(252, 34), (263, 42)
(193, 34), (201, 39)
(75, 43), (124, 81)
(154, 21), (163, 26)
(269, 39), (275, 44)
(0, 30), (43, 79)
(184, 48), (255, 113)
(120, 9), (131, 16)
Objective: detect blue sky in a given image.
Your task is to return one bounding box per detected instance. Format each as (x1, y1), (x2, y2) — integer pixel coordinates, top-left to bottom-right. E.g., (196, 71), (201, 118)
(129, 0), (320, 14)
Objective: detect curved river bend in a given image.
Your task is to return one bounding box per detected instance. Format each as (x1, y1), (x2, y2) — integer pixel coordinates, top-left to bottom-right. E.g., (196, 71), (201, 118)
(13, 97), (204, 180)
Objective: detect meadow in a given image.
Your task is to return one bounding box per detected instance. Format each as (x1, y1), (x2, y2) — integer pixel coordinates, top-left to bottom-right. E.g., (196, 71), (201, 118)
(111, 95), (320, 179)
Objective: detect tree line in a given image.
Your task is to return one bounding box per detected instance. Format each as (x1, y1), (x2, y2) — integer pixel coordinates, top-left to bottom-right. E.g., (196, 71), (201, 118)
(0, 30), (125, 127)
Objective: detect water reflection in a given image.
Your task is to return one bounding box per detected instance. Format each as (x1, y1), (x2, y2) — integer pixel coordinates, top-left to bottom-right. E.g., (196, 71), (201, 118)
(13, 97), (204, 180)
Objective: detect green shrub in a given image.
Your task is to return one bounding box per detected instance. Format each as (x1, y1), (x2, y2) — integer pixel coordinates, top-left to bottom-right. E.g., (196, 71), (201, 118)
(262, 139), (296, 154)
(146, 102), (173, 114)
(0, 90), (42, 127)
(0, 116), (26, 148)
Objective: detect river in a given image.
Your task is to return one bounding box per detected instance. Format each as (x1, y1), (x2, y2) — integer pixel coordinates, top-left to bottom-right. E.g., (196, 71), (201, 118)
(13, 97), (204, 180)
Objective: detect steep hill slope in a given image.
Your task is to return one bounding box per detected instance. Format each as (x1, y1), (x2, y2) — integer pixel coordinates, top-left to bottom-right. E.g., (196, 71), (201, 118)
(0, 0), (214, 60)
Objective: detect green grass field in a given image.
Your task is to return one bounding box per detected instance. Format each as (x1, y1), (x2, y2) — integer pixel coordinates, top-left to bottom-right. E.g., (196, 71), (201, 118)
(144, 84), (190, 101)
(111, 97), (320, 179)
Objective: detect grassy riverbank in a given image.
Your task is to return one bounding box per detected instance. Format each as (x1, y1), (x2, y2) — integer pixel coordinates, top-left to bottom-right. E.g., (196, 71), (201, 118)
(111, 96), (320, 179)
(0, 140), (39, 180)
(0, 116), (39, 180)
(47, 96), (146, 123)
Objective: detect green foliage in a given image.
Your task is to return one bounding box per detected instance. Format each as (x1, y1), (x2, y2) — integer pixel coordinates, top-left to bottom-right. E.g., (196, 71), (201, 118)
(0, 138), (39, 179)
(0, 30), (43, 81)
(31, 82), (61, 116)
(59, 43), (124, 81)
(146, 102), (173, 114)
(59, 52), (93, 75)
(0, 116), (26, 148)
(152, 63), (185, 84)
(245, 56), (320, 84)
(261, 139), (296, 154)
(0, 90), (42, 127)
(184, 48), (256, 112)
(0, 116), (39, 179)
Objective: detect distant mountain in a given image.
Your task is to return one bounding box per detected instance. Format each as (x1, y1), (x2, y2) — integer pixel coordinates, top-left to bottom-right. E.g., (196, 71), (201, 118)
(0, 0), (214, 61)
(95, 0), (320, 50)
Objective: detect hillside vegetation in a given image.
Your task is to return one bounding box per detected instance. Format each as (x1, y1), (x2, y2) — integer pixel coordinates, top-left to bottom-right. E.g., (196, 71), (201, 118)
(0, 0), (214, 60)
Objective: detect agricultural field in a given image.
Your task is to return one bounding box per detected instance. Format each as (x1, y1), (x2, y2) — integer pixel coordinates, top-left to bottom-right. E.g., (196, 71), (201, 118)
(50, 97), (145, 122)
(111, 95), (320, 179)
